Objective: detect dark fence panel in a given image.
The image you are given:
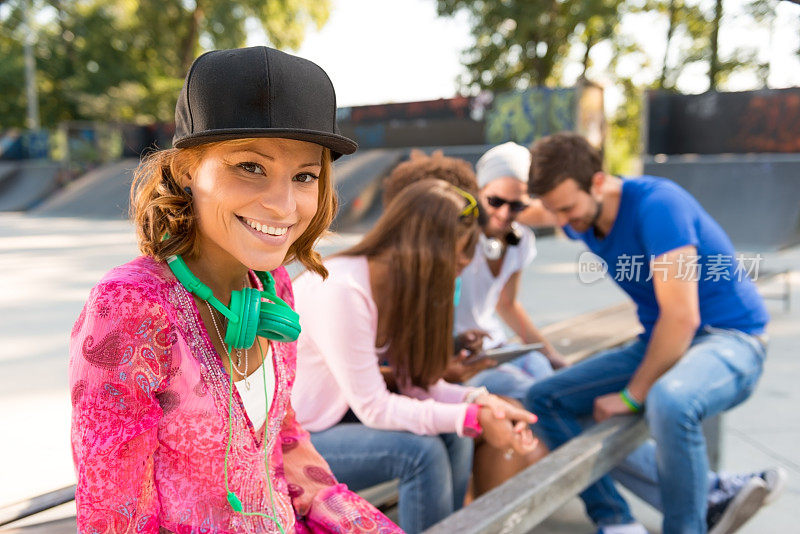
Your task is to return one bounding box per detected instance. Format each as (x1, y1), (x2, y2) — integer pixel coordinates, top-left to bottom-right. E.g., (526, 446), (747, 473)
(338, 97), (474, 124)
(647, 88), (800, 155)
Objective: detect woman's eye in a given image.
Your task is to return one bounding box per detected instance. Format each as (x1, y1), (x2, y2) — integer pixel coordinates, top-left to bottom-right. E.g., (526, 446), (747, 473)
(294, 172), (319, 184)
(237, 162), (264, 175)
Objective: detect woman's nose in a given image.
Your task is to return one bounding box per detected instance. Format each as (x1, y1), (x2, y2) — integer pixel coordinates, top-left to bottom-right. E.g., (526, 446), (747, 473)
(258, 175), (296, 217)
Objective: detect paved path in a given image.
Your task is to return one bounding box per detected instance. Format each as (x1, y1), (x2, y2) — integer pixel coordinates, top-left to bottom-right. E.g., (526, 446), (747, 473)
(0, 213), (797, 532)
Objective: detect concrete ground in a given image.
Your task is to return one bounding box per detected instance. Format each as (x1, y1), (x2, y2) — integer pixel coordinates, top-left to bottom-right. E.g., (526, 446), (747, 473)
(0, 212), (797, 533)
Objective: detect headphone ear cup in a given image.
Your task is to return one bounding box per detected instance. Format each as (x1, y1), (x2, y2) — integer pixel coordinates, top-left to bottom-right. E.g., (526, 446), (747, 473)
(251, 270), (301, 342)
(258, 301), (301, 342)
(225, 288), (261, 349)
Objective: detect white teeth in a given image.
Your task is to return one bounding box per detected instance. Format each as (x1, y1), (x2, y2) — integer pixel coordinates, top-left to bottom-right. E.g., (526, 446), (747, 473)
(244, 218), (288, 236)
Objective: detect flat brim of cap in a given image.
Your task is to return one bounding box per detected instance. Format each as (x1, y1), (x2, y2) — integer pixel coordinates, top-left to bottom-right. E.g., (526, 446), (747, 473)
(172, 128), (357, 160)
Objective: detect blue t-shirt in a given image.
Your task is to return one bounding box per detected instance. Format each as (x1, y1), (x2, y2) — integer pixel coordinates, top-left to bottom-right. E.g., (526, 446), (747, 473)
(564, 176), (769, 340)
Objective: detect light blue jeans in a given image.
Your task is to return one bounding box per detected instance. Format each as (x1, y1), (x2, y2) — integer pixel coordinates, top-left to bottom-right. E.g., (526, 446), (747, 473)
(525, 327), (766, 533)
(466, 348), (555, 400)
(309, 423), (473, 534)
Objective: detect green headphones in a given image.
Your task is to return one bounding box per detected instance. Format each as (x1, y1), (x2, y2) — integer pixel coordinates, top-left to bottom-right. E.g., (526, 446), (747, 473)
(166, 254), (301, 348)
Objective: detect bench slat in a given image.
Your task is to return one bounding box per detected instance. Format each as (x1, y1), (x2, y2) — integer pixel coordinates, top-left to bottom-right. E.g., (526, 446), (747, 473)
(423, 415), (649, 534)
(0, 486), (76, 528)
(541, 302), (642, 363)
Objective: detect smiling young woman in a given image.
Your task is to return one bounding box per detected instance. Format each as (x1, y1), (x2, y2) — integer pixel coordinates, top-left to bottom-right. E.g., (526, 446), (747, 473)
(131, 137), (336, 278)
(69, 46), (399, 534)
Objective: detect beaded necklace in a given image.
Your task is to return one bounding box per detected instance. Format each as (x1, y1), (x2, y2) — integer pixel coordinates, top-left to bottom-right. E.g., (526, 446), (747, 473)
(205, 300), (252, 389)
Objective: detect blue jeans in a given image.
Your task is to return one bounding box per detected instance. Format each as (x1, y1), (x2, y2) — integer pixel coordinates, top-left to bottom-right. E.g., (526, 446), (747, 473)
(466, 348), (554, 400)
(309, 423), (473, 534)
(524, 327), (766, 533)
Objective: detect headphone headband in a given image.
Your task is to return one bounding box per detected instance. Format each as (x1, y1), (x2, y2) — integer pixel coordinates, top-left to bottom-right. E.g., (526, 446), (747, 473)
(166, 254), (300, 347)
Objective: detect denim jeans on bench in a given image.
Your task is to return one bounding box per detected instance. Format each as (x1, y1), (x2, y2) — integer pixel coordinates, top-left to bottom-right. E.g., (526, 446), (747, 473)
(524, 326), (766, 533)
(309, 424), (472, 534)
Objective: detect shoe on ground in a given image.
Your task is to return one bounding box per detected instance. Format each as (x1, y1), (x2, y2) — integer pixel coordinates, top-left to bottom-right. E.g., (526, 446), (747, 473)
(759, 466), (788, 505)
(707, 476), (768, 534)
(596, 523), (648, 534)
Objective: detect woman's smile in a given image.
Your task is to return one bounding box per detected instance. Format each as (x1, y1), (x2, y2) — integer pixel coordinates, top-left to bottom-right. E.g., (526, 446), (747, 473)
(238, 215), (293, 244)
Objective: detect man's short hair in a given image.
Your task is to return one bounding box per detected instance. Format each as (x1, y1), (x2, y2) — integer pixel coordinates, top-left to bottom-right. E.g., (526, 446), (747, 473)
(382, 149), (479, 207)
(529, 132), (603, 196)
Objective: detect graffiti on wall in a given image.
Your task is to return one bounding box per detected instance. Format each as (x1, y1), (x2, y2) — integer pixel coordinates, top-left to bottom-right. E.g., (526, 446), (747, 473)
(647, 88), (800, 155)
(485, 88), (576, 146)
(733, 91), (800, 153)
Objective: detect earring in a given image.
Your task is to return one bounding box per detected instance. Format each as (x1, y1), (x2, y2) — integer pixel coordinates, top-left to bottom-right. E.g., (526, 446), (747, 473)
(183, 186), (193, 197)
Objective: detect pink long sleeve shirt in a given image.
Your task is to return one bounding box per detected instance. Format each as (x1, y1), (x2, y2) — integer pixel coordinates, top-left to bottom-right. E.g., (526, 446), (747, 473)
(292, 255), (475, 436)
(69, 256), (400, 533)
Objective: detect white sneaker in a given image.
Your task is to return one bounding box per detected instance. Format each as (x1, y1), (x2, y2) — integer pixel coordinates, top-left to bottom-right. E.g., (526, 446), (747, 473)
(760, 466), (788, 505)
(596, 523), (648, 534)
(707, 476), (769, 534)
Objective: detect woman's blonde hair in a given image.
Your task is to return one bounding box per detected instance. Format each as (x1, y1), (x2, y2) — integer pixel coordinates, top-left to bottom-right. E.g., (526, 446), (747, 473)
(340, 179), (479, 389)
(129, 140), (337, 278)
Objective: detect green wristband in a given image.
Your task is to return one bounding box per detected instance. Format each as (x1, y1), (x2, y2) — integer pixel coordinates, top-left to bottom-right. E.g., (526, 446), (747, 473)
(620, 388), (643, 413)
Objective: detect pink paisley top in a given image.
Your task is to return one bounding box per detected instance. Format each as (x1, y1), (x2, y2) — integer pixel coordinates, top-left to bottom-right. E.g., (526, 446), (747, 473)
(69, 256), (400, 534)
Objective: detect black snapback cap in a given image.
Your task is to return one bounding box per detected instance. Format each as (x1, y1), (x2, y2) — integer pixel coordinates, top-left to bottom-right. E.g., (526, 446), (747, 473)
(173, 46), (357, 160)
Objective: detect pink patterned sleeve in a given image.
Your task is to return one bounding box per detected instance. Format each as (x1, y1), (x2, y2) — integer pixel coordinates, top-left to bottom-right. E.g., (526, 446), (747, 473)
(69, 281), (173, 534)
(271, 267), (401, 533)
(279, 399), (402, 533)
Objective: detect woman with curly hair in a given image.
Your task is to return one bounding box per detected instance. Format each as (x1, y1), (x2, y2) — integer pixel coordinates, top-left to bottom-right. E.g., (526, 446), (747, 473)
(69, 46), (399, 533)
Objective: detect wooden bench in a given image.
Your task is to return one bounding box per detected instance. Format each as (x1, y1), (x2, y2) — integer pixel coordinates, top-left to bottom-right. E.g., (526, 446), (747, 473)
(423, 415), (649, 534)
(759, 268), (791, 312)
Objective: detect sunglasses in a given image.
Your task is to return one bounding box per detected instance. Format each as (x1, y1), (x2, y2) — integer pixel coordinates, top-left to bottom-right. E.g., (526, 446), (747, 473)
(485, 195), (529, 213)
(453, 187), (479, 220)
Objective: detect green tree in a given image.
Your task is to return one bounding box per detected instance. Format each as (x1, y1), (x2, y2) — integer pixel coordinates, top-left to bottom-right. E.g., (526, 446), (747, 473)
(644, 0), (777, 92)
(0, 0), (330, 128)
(436, 0), (625, 92)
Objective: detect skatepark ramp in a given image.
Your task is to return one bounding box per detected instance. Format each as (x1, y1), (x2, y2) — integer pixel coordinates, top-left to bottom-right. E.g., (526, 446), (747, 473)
(32, 159), (140, 219)
(28, 144), (495, 225)
(0, 161), (62, 212)
(335, 144), (493, 232)
(30, 149), (407, 223)
(330, 148), (404, 229)
(644, 153), (800, 251)
(645, 88), (800, 252)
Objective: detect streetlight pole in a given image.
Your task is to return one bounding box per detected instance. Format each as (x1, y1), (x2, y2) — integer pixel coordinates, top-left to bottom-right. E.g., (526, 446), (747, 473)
(23, 0), (40, 130)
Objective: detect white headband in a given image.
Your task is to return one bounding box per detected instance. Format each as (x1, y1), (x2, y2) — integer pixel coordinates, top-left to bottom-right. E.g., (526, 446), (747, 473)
(476, 142), (531, 188)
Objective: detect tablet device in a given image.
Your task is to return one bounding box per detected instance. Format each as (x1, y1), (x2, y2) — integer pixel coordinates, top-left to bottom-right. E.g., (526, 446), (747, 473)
(465, 343), (545, 365)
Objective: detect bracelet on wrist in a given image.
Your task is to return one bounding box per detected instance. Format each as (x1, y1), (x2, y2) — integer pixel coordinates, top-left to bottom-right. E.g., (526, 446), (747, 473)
(619, 387), (643, 413)
(462, 403), (483, 438)
(464, 386), (489, 404)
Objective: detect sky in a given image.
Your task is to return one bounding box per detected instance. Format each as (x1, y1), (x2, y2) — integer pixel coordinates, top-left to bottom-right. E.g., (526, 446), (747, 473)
(251, 0), (473, 108)
(246, 0), (800, 113)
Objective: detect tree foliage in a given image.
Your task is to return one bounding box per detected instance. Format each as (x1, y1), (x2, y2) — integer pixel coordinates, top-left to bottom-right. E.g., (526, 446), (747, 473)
(436, 0), (797, 171)
(435, 0), (624, 91)
(0, 0), (330, 128)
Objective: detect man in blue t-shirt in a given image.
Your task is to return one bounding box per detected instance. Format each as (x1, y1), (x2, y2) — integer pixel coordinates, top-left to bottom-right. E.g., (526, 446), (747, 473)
(524, 133), (783, 534)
